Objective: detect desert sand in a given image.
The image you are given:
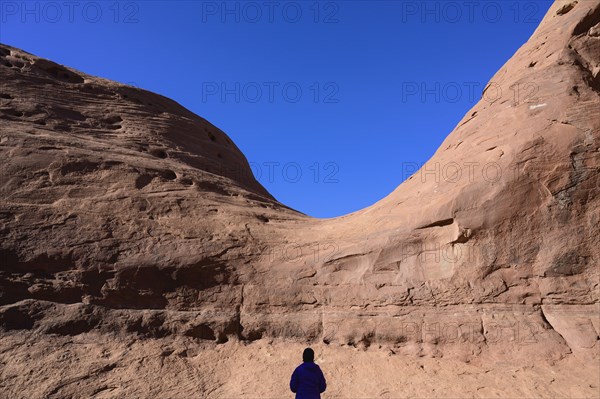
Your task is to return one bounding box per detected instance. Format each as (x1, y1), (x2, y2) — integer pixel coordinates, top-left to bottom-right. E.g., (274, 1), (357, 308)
(1, 332), (598, 398)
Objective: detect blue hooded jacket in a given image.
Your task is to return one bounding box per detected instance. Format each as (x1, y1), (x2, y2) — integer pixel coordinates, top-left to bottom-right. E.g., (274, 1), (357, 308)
(290, 361), (327, 399)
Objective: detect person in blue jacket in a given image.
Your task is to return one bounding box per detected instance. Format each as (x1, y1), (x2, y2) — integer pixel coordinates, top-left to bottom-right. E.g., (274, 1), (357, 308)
(290, 347), (327, 399)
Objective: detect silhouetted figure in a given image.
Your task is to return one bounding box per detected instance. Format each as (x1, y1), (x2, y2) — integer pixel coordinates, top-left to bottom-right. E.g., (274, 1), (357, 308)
(290, 347), (327, 399)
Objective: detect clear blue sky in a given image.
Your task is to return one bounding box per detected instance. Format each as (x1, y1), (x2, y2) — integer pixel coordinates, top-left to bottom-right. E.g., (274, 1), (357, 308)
(1, 1), (552, 217)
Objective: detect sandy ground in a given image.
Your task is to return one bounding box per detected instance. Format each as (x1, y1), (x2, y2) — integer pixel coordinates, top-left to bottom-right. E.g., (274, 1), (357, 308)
(0, 331), (598, 398)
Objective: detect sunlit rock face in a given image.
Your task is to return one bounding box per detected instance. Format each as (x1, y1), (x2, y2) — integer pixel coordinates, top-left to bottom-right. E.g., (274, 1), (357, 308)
(0, 1), (598, 397)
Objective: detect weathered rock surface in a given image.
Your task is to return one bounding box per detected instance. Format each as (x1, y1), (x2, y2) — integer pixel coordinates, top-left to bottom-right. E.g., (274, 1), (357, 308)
(1, 0), (599, 397)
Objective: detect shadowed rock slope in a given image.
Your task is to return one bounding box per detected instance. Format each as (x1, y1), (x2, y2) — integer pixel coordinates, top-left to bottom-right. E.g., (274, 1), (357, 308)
(1, 0), (599, 395)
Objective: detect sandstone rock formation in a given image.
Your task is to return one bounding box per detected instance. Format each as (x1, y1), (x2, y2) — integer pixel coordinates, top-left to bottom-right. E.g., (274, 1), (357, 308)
(1, 0), (599, 397)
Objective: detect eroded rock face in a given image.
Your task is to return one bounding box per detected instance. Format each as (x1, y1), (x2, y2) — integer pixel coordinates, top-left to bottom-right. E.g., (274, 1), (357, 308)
(1, 0), (599, 370)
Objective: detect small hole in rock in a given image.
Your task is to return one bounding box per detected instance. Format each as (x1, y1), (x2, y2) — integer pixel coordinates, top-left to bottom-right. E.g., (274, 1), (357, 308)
(572, 86), (580, 96)
(217, 333), (229, 344)
(256, 215), (269, 223)
(161, 170), (177, 181)
(150, 149), (168, 159)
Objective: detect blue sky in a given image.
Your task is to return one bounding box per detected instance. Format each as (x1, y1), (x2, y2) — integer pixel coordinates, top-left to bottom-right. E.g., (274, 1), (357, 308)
(1, 1), (552, 217)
